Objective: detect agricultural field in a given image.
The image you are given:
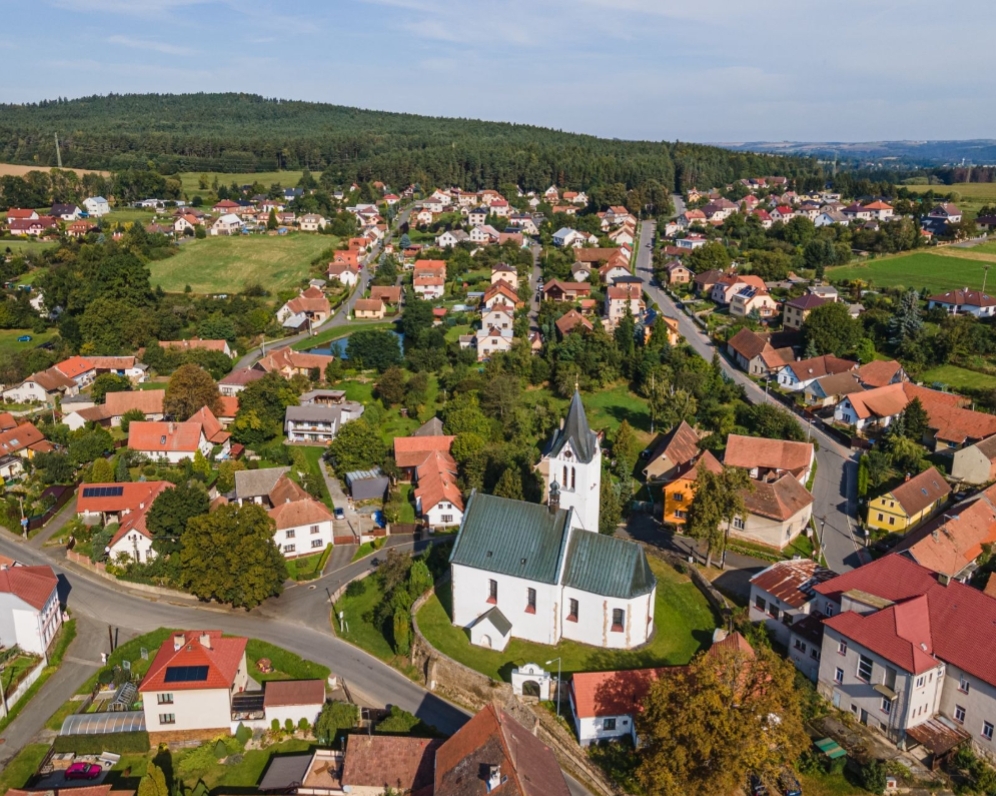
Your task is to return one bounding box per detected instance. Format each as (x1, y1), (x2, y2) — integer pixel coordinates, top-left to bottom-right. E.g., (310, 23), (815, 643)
(828, 251), (996, 293)
(1, 240), (60, 257)
(921, 364), (996, 392)
(0, 162), (108, 178)
(903, 182), (996, 219)
(148, 233), (334, 293)
(179, 170), (313, 199)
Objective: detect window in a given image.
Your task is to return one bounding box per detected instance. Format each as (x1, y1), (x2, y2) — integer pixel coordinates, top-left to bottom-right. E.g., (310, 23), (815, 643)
(825, 604), (835, 617)
(916, 676), (926, 688)
(793, 639), (806, 653)
(311, 539), (323, 549)
(732, 516), (745, 530)
(571, 468), (576, 490)
(568, 598), (579, 622)
(674, 510), (686, 519)
(959, 676), (971, 694)
(488, 579), (498, 604)
(441, 515), (453, 524)
(286, 529), (296, 539)
(159, 713), (176, 725)
(834, 668), (844, 684)
(311, 525), (320, 534)
(983, 721), (994, 742)
(955, 705), (967, 724)
(603, 718), (617, 731)
(811, 647), (821, 661)
(674, 492), (684, 502)
(755, 596), (766, 612)
(838, 640), (847, 656)
(881, 698), (892, 716)
(884, 667), (897, 691)
(877, 513), (884, 521)
(526, 588), (536, 614)
(888, 517), (895, 526)
(611, 608), (625, 632)
(283, 544), (296, 553)
(857, 655), (873, 682)
(769, 605), (780, 621)
(782, 613), (794, 626)
(157, 693), (173, 705)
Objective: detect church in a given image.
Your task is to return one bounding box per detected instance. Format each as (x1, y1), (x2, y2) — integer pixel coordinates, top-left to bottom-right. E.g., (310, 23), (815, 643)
(448, 392), (657, 651)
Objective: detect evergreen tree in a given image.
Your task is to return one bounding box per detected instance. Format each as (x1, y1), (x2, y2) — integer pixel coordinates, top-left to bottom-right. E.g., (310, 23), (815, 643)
(889, 288), (924, 348)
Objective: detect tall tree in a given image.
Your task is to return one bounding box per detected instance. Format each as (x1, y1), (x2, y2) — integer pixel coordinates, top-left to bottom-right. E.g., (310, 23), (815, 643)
(685, 466), (752, 568)
(137, 761), (169, 796)
(147, 482), (210, 556)
(164, 363), (221, 420)
(801, 301), (862, 356)
(327, 419), (386, 474)
(889, 288), (924, 348)
(637, 644), (808, 796)
(180, 503), (285, 609)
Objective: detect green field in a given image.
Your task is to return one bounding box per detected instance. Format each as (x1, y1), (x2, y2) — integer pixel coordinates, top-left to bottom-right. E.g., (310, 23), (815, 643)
(148, 233), (333, 293)
(416, 557), (717, 681)
(179, 170), (312, 199)
(828, 251), (996, 293)
(0, 328), (58, 355)
(1, 240), (60, 257)
(904, 182), (996, 202)
(921, 364), (996, 391)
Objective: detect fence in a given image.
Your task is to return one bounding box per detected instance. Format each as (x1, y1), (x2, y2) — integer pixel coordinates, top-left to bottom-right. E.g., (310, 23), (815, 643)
(0, 658), (46, 718)
(64, 550), (191, 599)
(27, 484), (76, 532)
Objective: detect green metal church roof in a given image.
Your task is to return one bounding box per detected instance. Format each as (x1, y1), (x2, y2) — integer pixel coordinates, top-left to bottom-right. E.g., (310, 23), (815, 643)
(563, 530), (657, 599)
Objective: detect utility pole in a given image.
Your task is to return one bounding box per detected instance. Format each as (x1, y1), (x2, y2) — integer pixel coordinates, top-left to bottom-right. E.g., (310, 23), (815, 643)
(54, 133), (62, 169)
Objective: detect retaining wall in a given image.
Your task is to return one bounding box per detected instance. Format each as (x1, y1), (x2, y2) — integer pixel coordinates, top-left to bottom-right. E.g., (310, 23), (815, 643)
(0, 658), (46, 718)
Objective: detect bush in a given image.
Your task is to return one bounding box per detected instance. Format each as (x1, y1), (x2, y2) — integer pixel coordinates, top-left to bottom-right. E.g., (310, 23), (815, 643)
(271, 718), (280, 733)
(235, 722), (252, 747)
(53, 731), (150, 755)
(285, 718), (294, 733)
(298, 717), (310, 732)
(859, 761), (886, 793)
(345, 579), (367, 598)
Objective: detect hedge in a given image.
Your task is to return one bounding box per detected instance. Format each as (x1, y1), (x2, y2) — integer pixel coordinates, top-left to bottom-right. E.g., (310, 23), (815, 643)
(52, 731), (150, 755)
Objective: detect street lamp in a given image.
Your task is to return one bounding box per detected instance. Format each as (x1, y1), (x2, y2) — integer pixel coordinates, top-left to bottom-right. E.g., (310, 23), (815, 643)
(545, 657), (562, 718)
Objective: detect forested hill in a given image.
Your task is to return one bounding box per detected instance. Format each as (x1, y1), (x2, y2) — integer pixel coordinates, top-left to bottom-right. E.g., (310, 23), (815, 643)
(0, 93), (820, 192)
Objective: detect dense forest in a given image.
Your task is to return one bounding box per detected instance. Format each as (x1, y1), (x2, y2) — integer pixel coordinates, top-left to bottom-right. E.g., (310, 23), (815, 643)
(0, 93), (821, 193)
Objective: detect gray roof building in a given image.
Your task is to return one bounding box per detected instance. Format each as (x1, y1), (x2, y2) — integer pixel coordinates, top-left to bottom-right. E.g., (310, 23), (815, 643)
(234, 467), (290, 501)
(546, 390), (598, 464)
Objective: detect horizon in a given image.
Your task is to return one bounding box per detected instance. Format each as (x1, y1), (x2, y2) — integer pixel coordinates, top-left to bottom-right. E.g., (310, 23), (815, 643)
(8, 0), (996, 143)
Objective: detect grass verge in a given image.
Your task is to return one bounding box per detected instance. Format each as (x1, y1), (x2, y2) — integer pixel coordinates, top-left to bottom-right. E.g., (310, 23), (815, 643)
(285, 545), (332, 581)
(0, 743), (51, 792)
(0, 618), (76, 736)
(244, 638), (331, 682)
(351, 537), (386, 562)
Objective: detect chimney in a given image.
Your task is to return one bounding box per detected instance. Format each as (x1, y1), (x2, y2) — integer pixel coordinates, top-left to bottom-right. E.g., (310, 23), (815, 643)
(905, 472), (911, 482)
(173, 633), (185, 651)
(549, 481), (560, 514)
(200, 632), (212, 649)
(932, 529), (939, 542)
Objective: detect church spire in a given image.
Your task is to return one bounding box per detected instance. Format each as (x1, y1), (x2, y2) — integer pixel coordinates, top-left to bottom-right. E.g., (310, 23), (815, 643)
(555, 389), (597, 464)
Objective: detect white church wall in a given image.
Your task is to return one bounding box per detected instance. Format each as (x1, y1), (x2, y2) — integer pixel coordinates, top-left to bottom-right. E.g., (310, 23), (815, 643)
(559, 586), (655, 649)
(451, 564), (560, 645)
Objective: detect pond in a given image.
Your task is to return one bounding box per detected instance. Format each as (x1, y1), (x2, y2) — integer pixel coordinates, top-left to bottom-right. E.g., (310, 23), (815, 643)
(308, 330), (404, 358)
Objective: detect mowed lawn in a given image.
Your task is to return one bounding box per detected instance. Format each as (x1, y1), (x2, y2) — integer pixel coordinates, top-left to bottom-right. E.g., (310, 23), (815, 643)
(829, 251), (996, 293)
(0, 328), (58, 355)
(149, 234), (333, 293)
(416, 556), (717, 681)
(921, 364), (996, 392)
(1, 240), (60, 257)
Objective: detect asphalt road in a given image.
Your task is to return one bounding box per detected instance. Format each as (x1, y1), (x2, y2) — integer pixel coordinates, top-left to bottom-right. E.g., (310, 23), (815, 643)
(634, 219), (864, 573)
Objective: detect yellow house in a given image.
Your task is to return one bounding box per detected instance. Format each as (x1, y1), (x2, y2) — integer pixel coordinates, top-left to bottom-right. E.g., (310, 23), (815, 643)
(663, 450), (723, 527)
(867, 466), (950, 533)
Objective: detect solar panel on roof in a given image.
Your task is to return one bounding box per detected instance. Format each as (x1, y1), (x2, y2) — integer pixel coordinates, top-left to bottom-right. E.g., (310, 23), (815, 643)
(164, 665), (209, 683)
(82, 486), (125, 498)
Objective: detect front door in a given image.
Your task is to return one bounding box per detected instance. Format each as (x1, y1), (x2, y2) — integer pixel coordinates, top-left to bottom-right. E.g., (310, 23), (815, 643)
(860, 709), (869, 725)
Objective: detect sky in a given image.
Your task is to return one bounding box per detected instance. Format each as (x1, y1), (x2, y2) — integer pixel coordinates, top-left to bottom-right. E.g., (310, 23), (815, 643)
(6, 0), (996, 143)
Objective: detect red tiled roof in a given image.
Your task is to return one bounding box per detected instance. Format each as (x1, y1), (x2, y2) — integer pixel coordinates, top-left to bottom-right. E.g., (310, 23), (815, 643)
(0, 565), (57, 610)
(570, 667), (669, 719)
(54, 356), (95, 380)
(128, 421), (204, 453)
(724, 434), (813, 477)
(188, 406), (230, 445)
(256, 348), (334, 374)
(263, 679), (326, 707)
(742, 474), (814, 522)
(105, 389), (165, 416)
(139, 630), (247, 692)
(750, 559), (838, 609)
(645, 421), (702, 473)
(370, 286), (402, 303)
(344, 735), (441, 794)
(220, 367), (265, 387)
(825, 594), (938, 674)
(555, 309), (593, 336)
(415, 450), (463, 513)
(394, 435), (455, 469)
(268, 498), (333, 531)
(928, 289), (996, 309)
(76, 480), (172, 515)
(217, 395), (239, 419)
(782, 355), (856, 382)
(160, 338), (229, 354)
(354, 299), (385, 313)
(857, 359), (904, 388)
(0, 412), (17, 431)
(0, 422), (46, 456)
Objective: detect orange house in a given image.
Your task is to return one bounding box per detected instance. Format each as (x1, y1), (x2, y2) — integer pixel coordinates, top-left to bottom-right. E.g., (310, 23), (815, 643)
(662, 450), (722, 527)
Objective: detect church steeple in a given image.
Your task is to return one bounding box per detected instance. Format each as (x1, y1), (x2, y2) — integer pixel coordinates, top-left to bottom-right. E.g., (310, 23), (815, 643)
(541, 389), (601, 533)
(550, 390), (597, 464)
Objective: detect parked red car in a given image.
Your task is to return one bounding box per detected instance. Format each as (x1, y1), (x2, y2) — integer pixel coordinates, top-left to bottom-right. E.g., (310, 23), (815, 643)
(65, 762), (102, 781)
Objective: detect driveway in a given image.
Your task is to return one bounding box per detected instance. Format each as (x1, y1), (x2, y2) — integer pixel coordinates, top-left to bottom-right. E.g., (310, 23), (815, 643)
(634, 220), (864, 573)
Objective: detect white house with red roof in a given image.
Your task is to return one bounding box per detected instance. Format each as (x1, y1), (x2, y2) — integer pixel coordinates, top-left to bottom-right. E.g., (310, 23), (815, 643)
(139, 630), (250, 741)
(128, 421), (212, 464)
(77, 481), (174, 564)
(806, 555), (996, 761)
(0, 564), (62, 655)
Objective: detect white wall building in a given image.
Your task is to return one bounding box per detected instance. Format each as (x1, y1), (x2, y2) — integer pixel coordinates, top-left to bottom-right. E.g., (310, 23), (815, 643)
(0, 565), (62, 656)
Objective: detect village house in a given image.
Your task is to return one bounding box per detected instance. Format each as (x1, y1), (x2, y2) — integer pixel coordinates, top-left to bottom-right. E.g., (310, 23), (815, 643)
(63, 388), (166, 431)
(475, 326), (513, 361)
(414, 448), (464, 528)
(139, 630), (250, 743)
(51, 203), (81, 221)
(413, 274), (445, 300)
(952, 435), (996, 485)
(284, 399), (364, 444)
(354, 298), (385, 319)
(777, 354), (858, 392)
(277, 286), (332, 328)
(542, 279), (591, 302)
(662, 449), (723, 527)
(219, 367), (265, 396)
(866, 467), (950, 534)
(77, 481), (173, 564)
(692, 268), (724, 296)
(0, 422), (51, 459)
(0, 564), (62, 656)
(642, 420), (703, 482)
(928, 203), (963, 225)
(82, 196), (110, 216)
(803, 371), (865, 408)
(369, 285), (402, 306)
(664, 261), (692, 285)
(726, 328), (795, 378)
(491, 263), (519, 290)
(434, 229), (468, 248)
(711, 273), (766, 305)
(482, 281), (522, 310)
(749, 559), (837, 652)
(8, 216), (58, 236)
(299, 214), (326, 232)
(552, 228), (591, 248)
(555, 309), (593, 338)
(128, 420), (214, 464)
(893, 483), (996, 581)
(210, 213), (242, 236)
(327, 261), (362, 287)
(605, 283), (645, 327)
(729, 285), (778, 319)
(3, 367), (79, 404)
(857, 359), (907, 389)
(269, 492), (334, 559)
(482, 306), (514, 331)
(254, 348), (334, 379)
(811, 555), (996, 763)
(927, 289), (996, 318)
(783, 293), (828, 330)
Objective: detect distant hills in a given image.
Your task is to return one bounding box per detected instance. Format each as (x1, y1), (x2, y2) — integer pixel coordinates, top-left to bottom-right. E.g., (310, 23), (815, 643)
(0, 93), (820, 193)
(716, 140), (996, 168)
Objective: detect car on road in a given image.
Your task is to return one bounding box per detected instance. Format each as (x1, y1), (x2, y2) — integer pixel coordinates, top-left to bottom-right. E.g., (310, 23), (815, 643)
(370, 557), (381, 567)
(16, 335), (32, 342)
(334, 508), (345, 520)
(66, 763), (102, 781)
